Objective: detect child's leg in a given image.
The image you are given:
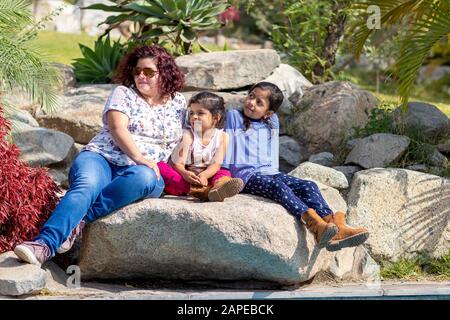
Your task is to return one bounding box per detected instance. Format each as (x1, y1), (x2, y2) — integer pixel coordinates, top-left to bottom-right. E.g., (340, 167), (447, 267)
(209, 168), (231, 186)
(273, 173), (333, 218)
(207, 168), (243, 202)
(243, 173), (338, 247)
(242, 173), (309, 218)
(157, 161), (190, 196)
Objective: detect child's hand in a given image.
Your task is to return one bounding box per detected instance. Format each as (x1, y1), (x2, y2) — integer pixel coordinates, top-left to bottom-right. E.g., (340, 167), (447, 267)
(197, 173), (209, 187)
(182, 171), (202, 186)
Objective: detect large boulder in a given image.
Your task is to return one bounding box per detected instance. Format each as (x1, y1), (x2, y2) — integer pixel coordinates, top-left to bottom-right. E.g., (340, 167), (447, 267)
(345, 133), (410, 169)
(79, 192), (373, 284)
(392, 102), (450, 141)
(36, 84), (115, 144)
(347, 168), (450, 260)
(11, 124), (75, 167)
(176, 50), (280, 91)
(263, 64), (313, 114)
(290, 162), (349, 190)
(285, 81), (378, 153)
(0, 251), (47, 296)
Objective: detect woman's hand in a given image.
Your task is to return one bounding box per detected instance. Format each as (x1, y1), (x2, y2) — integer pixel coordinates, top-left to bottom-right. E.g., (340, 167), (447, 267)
(197, 172), (209, 187)
(182, 171), (202, 186)
(134, 156), (161, 180)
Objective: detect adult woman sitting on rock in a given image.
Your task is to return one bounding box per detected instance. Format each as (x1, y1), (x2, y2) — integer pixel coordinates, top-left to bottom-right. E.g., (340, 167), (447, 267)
(14, 45), (186, 266)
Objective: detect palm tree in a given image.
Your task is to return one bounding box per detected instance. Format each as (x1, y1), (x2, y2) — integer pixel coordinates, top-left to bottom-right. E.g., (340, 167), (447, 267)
(0, 0), (61, 118)
(351, 0), (450, 108)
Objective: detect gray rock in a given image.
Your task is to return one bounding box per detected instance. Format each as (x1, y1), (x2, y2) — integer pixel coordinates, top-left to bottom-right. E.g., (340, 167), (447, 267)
(52, 63), (77, 91)
(309, 152), (335, 167)
(176, 50), (280, 90)
(428, 149), (448, 168)
(290, 162), (349, 190)
(11, 124), (75, 167)
(286, 81), (378, 153)
(418, 65), (450, 83)
(405, 164), (428, 172)
(36, 84), (115, 144)
(79, 192), (360, 284)
(392, 102), (450, 141)
(263, 64), (312, 114)
(437, 140), (450, 155)
(332, 166), (362, 183)
(181, 91), (246, 110)
(279, 135), (308, 172)
(345, 133), (410, 169)
(0, 251), (47, 296)
(347, 168), (450, 260)
(8, 109), (39, 127)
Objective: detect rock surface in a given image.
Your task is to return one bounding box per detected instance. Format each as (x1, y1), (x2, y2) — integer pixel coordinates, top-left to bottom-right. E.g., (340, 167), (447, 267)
(286, 81), (378, 153)
(79, 192), (371, 284)
(345, 133), (410, 169)
(347, 168), (450, 260)
(176, 50), (280, 90)
(11, 124), (75, 167)
(290, 162), (349, 190)
(0, 252), (47, 296)
(392, 102), (450, 141)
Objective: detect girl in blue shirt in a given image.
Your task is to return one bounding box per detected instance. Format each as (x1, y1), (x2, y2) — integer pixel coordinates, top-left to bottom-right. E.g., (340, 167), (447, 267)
(224, 82), (369, 251)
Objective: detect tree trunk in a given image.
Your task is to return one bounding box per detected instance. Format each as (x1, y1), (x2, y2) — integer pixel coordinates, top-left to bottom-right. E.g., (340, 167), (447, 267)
(312, 1), (350, 83)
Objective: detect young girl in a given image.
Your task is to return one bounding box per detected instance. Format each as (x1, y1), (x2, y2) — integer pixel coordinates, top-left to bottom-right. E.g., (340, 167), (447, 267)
(223, 82), (369, 251)
(157, 91), (244, 202)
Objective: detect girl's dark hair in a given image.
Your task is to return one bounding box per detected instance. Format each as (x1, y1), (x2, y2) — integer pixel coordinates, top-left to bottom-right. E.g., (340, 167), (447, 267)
(113, 45), (185, 98)
(189, 92), (226, 129)
(243, 81), (284, 131)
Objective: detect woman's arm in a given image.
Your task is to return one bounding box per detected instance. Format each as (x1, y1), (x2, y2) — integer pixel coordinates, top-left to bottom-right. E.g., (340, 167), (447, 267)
(106, 110), (160, 179)
(198, 132), (229, 183)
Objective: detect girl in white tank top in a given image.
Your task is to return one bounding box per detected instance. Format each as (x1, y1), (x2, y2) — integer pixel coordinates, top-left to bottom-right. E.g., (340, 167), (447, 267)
(158, 92), (243, 202)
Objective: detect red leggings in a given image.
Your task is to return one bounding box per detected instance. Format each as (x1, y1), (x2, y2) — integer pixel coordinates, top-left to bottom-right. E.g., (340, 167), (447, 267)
(157, 161), (231, 196)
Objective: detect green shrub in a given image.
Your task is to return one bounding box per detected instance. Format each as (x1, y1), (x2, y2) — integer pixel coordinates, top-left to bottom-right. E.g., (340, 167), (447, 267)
(380, 251), (450, 280)
(72, 35), (126, 84)
(83, 0), (229, 56)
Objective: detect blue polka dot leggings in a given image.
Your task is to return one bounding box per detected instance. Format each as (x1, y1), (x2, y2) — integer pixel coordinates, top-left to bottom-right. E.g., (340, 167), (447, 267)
(243, 173), (333, 219)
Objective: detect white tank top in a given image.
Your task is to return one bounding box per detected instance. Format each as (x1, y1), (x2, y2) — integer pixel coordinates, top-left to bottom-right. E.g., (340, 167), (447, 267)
(186, 128), (223, 175)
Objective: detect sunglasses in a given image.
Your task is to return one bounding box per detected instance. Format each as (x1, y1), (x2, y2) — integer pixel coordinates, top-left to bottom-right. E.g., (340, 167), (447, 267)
(132, 67), (158, 78)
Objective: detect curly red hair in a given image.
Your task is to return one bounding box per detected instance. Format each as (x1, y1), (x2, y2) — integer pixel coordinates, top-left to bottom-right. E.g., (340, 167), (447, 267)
(113, 45), (185, 98)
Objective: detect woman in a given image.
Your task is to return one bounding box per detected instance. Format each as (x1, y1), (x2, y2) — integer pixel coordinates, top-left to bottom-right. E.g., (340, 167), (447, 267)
(14, 45), (186, 266)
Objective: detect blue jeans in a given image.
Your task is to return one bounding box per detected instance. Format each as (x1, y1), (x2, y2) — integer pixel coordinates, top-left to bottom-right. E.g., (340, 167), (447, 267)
(35, 151), (164, 256)
(243, 172), (333, 218)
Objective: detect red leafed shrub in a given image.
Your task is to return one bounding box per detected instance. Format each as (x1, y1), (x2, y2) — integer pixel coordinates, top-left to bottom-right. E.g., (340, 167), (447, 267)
(0, 104), (60, 253)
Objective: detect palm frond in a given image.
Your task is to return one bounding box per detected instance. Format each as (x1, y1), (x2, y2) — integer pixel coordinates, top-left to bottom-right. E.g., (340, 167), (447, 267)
(350, 0), (438, 59)
(0, 0), (61, 115)
(396, 8), (450, 107)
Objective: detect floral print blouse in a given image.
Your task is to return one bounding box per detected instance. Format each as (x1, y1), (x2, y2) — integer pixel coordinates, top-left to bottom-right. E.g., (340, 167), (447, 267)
(84, 85), (187, 166)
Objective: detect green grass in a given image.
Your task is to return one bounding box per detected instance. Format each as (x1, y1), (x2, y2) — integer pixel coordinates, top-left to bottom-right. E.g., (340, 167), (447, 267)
(34, 31), (97, 65)
(380, 251), (450, 281)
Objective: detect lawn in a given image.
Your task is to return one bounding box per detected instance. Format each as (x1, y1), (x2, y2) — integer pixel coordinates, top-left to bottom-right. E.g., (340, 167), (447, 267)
(34, 31), (97, 65)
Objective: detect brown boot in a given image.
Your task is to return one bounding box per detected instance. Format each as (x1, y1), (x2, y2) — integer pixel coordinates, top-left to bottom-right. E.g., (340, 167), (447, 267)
(188, 184), (211, 201)
(207, 177), (244, 202)
(323, 211), (369, 251)
(301, 208), (338, 248)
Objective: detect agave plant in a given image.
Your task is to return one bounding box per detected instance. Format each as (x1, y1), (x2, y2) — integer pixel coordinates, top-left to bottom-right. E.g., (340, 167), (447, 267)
(0, 0), (61, 116)
(83, 0), (229, 55)
(72, 34), (127, 84)
(350, 0), (450, 108)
